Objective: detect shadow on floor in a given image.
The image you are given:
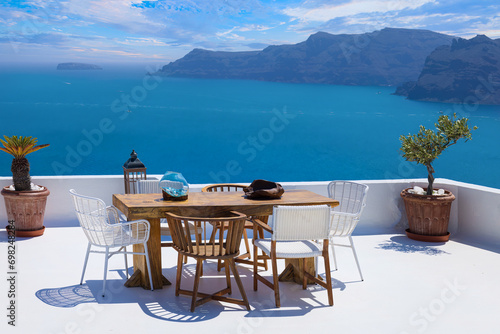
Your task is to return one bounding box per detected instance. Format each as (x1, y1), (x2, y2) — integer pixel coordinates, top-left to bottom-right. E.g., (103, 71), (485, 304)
(376, 235), (450, 255)
(36, 284), (96, 308)
(35, 261), (348, 321)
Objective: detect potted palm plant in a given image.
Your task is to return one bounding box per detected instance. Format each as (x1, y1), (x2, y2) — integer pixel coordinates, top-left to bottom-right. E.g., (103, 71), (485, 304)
(399, 114), (476, 242)
(1, 135), (50, 237)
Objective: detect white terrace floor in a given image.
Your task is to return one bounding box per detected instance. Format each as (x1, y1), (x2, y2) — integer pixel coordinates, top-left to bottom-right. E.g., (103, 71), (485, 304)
(1, 223), (499, 334)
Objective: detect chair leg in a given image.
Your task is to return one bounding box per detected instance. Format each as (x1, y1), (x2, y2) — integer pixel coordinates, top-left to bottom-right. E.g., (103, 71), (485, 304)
(209, 224), (218, 244)
(271, 253), (280, 307)
(175, 252), (184, 296)
(123, 246), (129, 279)
(349, 236), (364, 281)
(211, 224), (224, 272)
(228, 259), (250, 310)
(302, 258), (307, 290)
(102, 248), (110, 297)
(143, 243), (154, 291)
(330, 238), (338, 271)
(190, 259), (203, 312)
(209, 223), (219, 267)
(242, 229), (251, 259)
(258, 227), (268, 271)
(80, 243), (92, 285)
(323, 253), (334, 306)
(253, 243), (258, 291)
(225, 260), (232, 294)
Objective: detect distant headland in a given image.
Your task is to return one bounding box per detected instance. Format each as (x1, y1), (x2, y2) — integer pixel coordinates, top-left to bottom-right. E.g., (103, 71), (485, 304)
(394, 34), (500, 105)
(156, 27), (500, 105)
(57, 62), (102, 70)
(156, 28), (454, 87)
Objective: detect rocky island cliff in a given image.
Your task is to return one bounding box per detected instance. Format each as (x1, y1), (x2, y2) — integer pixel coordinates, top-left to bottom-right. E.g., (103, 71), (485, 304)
(395, 35), (500, 105)
(155, 27), (500, 105)
(157, 28), (454, 86)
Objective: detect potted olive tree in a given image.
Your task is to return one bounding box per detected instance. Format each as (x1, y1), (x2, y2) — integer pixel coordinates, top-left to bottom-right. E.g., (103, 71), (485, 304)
(1, 136), (50, 237)
(399, 114), (476, 242)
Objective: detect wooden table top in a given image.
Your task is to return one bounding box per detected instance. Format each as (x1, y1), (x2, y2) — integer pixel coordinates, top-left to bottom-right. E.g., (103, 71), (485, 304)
(113, 189), (339, 220)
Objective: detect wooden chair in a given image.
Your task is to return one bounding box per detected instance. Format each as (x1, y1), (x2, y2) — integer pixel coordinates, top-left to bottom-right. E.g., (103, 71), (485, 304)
(253, 205), (333, 307)
(138, 179), (205, 269)
(138, 179), (200, 248)
(327, 181), (369, 281)
(201, 184), (268, 271)
(69, 189), (153, 296)
(165, 211), (250, 312)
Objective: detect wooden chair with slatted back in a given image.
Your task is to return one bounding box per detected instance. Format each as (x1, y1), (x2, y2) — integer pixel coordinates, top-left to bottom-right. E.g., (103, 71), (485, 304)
(138, 179), (202, 265)
(138, 179), (202, 247)
(201, 184), (268, 271)
(165, 211), (250, 312)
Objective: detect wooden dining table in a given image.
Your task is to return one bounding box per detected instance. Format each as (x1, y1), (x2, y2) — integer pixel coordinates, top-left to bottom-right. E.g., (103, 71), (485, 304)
(112, 189), (339, 290)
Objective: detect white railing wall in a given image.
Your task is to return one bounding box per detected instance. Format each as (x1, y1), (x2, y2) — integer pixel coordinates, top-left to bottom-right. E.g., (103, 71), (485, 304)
(1, 176), (499, 247)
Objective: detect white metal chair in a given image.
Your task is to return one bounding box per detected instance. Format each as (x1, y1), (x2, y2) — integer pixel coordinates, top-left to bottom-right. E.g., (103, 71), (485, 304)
(327, 181), (369, 281)
(69, 189), (153, 296)
(252, 205), (333, 307)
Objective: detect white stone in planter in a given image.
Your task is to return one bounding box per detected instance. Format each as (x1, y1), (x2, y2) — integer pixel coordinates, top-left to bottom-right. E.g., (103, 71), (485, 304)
(408, 186), (446, 196)
(7, 183), (45, 191)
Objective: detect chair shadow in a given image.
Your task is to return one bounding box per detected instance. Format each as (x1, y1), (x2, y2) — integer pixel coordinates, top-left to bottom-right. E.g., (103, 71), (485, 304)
(35, 262), (341, 321)
(35, 271), (224, 322)
(35, 284), (96, 308)
(376, 235), (450, 255)
(35, 264), (241, 322)
(243, 275), (345, 318)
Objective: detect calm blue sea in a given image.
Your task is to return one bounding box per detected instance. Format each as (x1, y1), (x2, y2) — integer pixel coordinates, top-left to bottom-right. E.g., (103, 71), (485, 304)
(1, 63), (499, 188)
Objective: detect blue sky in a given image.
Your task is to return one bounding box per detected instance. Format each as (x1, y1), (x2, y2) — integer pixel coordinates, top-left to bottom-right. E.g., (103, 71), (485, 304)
(1, 0), (499, 64)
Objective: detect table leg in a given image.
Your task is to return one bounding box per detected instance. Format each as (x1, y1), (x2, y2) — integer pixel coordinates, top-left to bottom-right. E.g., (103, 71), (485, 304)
(279, 258), (316, 285)
(124, 218), (171, 289)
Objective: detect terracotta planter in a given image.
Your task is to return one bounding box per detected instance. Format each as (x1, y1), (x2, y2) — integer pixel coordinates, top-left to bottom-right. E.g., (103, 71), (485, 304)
(400, 188), (455, 242)
(2, 186), (50, 237)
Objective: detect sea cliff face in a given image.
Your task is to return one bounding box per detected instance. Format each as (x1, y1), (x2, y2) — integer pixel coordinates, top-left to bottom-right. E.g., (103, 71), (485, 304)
(157, 28), (454, 86)
(395, 35), (500, 105)
(57, 62), (102, 70)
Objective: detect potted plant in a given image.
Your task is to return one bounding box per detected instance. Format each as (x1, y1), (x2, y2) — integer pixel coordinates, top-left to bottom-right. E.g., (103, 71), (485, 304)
(1, 135), (50, 237)
(399, 114), (476, 242)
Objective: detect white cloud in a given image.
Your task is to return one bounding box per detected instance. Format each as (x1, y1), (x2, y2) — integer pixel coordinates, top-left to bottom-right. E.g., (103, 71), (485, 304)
(3, 0), (499, 63)
(239, 24), (273, 32)
(283, 0), (436, 23)
(88, 47), (144, 57)
(118, 37), (171, 46)
(61, 0), (165, 33)
(466, 14), (500, 39)
(393, 13), (481, 26)
(216, 29), (247, 41)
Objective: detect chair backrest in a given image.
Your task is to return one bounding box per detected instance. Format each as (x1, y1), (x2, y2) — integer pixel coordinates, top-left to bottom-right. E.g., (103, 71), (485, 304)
(70, 189), (149, 247)
(138, 179), (162, 194)
(328, 181), (369, 215)
(165, 211), (247, 259)
(327, 181), (369, 237)
(270, 205), (331, 241)
(69, 189), (114, 246)
(201, 184), (247, 192)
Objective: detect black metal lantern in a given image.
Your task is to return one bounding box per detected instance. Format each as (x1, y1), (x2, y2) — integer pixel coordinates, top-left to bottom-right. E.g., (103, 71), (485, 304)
(123, 150), (146, 194)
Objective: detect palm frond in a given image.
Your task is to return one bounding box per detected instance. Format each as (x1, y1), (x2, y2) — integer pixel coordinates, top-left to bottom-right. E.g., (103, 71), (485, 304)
(0, 135), (49, 159)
